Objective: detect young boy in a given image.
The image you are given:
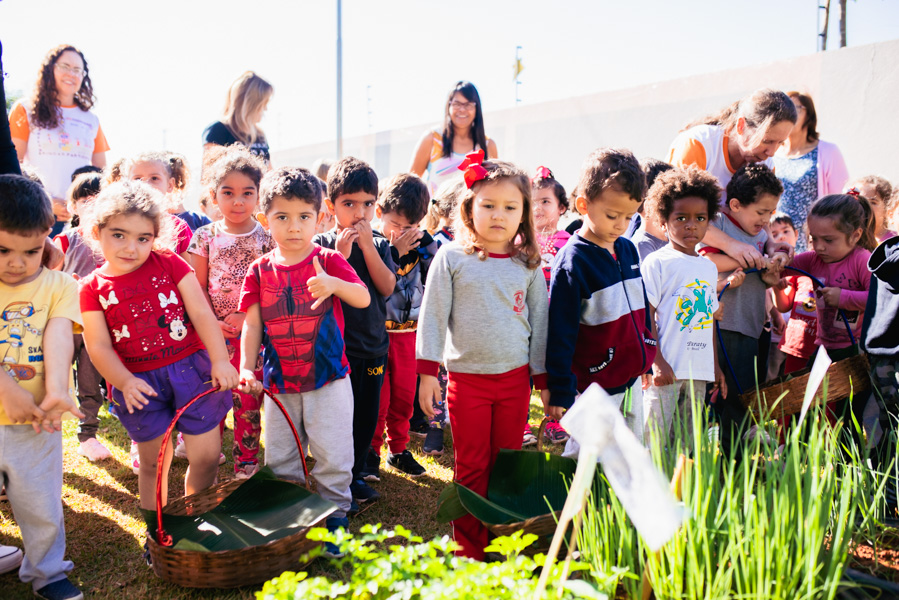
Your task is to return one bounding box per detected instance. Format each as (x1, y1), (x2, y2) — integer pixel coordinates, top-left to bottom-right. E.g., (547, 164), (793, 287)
(0, 174), (85, 600)
(766, 212), (801, 381)
(639, 168), (727, 443)
(238, 167), (369, 554)
(629, 158), (673, 262)
(313, 157), (396, 503)
(365, 173), (437, 479)
(545, 148), (657, 452)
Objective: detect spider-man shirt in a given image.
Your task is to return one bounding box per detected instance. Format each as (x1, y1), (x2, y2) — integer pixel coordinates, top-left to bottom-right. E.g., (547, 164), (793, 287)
(80, 251), (204, 373)
(238, 246), (365, 393)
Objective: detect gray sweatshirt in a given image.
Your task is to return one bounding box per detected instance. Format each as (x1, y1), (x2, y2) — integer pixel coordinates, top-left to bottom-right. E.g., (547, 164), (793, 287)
(415, 242), (548, 381)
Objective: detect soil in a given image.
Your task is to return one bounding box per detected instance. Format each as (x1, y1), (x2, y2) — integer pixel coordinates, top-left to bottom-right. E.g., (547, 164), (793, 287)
(847, 536), (899, 583)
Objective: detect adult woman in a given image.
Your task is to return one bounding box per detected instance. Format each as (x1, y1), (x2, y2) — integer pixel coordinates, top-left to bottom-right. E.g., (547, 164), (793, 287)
(202, 71), (273, 164)
(668, 89), (798, 267)
(772, 92), (848, 251)
(9, 44), (109, 235)
(410, 81), (497, 195)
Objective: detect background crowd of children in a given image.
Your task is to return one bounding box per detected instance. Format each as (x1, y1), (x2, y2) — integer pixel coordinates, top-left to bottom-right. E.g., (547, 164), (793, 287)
(2, 55), (899, 600)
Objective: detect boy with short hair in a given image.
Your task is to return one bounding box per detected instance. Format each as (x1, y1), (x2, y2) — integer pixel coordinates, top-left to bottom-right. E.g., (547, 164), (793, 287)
(238, 167), (370, 553)
(0, 174), (85, 600)
(629, 158), (673, 262)
(545, 148), (657, 453)
(639, 168), (727, 443)
(313, 157), (396, 503)
(365, 173), (437, 479)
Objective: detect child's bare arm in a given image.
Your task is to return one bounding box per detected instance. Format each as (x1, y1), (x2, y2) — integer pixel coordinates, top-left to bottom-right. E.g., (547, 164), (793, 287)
(178, 272), (239, 390)
(648, 305), (675, 387)
(39, 316), (84, 431)
(707, 252), (744, 274)
(772, 278), (796, 312)
(307, 257), (370, 309)
(238, 303), (264, 394)
(701, 226), (765, 269)
(0, 368), (44, 429)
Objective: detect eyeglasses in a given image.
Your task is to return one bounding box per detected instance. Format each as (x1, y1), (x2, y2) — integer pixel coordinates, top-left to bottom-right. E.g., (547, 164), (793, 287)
(449, 101), (477, 111)
(55, 63), (85, 77)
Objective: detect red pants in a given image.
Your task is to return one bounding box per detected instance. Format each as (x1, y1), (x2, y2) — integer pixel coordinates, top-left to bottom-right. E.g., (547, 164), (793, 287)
(372, 331), (417, 455)
(229, 340), (263, 468)
(447, 365), (530, 560)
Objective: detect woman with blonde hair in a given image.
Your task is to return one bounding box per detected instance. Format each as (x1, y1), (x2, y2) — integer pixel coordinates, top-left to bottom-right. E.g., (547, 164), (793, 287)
(202, 71), (273, 164)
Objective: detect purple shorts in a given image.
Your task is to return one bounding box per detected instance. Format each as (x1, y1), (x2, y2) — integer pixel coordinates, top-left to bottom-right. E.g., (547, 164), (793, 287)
(111, 350), (232, 443)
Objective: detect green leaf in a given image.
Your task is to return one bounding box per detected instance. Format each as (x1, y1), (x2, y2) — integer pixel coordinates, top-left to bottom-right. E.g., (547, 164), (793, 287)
(485, 450), (581, 518)
(436, 482), (468, 523)
(455, 482), (529, 525)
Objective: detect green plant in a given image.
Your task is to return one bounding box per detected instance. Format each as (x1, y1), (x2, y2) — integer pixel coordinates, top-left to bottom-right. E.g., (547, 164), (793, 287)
(256, 525), (606, 600)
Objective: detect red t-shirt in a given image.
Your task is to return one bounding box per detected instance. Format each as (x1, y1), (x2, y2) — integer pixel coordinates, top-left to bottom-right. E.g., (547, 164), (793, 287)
(170, 214), (192, 255)
(80, 251), (204, 372)
(778, 275), (819, 359)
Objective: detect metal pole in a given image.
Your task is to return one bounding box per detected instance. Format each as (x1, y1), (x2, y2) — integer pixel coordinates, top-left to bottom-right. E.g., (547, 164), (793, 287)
(336, 0), (343, 159)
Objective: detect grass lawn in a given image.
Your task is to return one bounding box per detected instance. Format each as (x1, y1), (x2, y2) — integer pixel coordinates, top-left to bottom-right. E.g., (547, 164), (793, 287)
(1, 396), (555, 598)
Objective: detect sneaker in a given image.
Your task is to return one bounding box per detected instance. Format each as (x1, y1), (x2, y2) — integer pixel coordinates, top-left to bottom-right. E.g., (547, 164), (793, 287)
(323, 516), (349, 558)
(422, 426), (444, 456)
(34, 577), (84, 600)
(522, 424), (537, 447)
(409, 420), (429, 438)
(78, 437), (113, 462)
(142, 539), (152, 567)
(542, 419), (570, 444)
(362, 448), (381, 483)
(350, 479), (381, 503)
(234, 462), (259, 479)
(387, 449), (426, 477)
(173, 433), (187, 459)
(0, 544), (23, 575)
(130, 442), (140, 475)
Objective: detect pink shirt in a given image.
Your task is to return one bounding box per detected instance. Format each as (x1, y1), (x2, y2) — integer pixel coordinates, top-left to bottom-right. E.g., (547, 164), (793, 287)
(790, 246), (871, 349)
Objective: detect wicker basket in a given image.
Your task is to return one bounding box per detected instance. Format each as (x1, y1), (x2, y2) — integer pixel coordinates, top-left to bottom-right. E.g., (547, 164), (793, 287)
(739, 353), (871, 417)
(147, 389), (331, 588)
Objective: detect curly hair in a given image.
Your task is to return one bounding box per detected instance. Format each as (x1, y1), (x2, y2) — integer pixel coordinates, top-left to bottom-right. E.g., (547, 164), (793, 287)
(424, 178), (466, 234)
(576, 148), (646, 204)
(260, 167), (322, 214)
(850, 175), (893, 206)
(726, 163), (783, 208)
(81, 180), (176, 255)
(453, 160), (540, 269)
(204, 146), (266, 206)
(378, 173), (429, 224)
(0, 174), (55, 234)
(126, 150), (192, 196)
(29, 44), (95, 130)
(644, 167), (722, 226)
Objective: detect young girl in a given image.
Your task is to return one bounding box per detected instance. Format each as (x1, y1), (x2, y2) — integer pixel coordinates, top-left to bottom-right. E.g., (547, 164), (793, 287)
(127, 152), (194, 260)
(416, 152), (548, 560)
(848, 176), (895, 244)
(158, 151), (210, 232)
(188, 147), (271, 478)
(424, 178), (464, 247)
(55, 173), (111, 461)
(79, 181), (237, 527)
(527, 166), (570, 446)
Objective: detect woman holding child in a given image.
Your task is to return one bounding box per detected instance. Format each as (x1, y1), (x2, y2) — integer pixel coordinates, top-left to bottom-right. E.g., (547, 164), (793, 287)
(410, 81), (498, 195)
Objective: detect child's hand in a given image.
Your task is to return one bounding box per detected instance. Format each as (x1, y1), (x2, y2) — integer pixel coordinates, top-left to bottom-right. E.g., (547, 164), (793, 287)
(210, 359), (239, 391)
(42, 236), (64, 270)
(121, 376), (157, 414)
(817, 286), (842, 307)
(542, 389), (565, 421)
(770, 251), (791, 270)
(354, 219), (374, 249)
(218, 319), (239, 339)
(540, 389), (551, 413)
(651, 359), (675, 387)
(391, 228), (423, 258)
(36, 390), (84, 433)
(418, 375), (442, 420)
(336, 227), (359, 259)
(238, 369), (262, 395)
(223, 313), (245, 338)
(307, 257), (338, 310)
(713, 364), (728, 399)
(0, 381), (45, 429)
(771, 311), (786, 337)
(723, 268), (745, 291)
(713, 302), (725, 321)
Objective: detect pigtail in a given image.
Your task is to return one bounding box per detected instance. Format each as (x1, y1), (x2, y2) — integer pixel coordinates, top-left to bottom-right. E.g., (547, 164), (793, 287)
(811, 193), (877, 252)
(165, 152), (191, 193)
(856, 195), (878, 251)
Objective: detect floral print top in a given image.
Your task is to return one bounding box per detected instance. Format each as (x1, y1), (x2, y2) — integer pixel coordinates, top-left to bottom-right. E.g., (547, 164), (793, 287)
(773, 146), (818, 252)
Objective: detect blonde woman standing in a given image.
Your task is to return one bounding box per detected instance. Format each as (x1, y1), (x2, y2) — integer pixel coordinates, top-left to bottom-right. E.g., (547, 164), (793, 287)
(203, 71), (273, 164)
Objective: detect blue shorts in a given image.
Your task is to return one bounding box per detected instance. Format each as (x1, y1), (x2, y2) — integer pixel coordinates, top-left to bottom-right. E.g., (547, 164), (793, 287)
(111, 350), (232, 443)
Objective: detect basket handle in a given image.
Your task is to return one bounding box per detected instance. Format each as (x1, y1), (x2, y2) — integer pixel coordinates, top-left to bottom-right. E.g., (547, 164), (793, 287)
(154, 386), (310, 546)
(535, 415), (551, 452)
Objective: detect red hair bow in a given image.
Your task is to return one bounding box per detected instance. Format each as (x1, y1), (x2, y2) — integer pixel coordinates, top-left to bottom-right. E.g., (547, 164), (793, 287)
(846, 187), (861, 197)
(534, 166), (554, 181)
(458, 150), (488, 188)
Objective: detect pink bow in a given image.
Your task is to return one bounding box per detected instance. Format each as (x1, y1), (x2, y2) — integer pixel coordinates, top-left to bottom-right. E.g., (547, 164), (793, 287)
(458, 150), (488, 188)
(534, 166), (553, 181)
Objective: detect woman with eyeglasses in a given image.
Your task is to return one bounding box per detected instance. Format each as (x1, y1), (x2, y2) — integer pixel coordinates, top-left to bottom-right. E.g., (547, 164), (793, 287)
(410, 81), (498, 195)
(8, 44), (109, 236)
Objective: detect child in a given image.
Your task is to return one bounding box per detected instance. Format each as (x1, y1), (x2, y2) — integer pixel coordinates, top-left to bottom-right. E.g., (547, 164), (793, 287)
(126, 151), (194, 260)
(848, 175), (895, 244)
(0, 174), (85, 600)
(529, 166), (570, 446)
(237, 167), (369, 556)
(313, 157), (396, 504)
(698, 164), (786, 450)
(424, 178), (464, 247)
(417, 153), (548, 559)
(545, 148), (656, 450)
(640, 167), (727, 443)
(315, 178), (335, 234)
(162, 151), (211, 232)
(630, 159), (674, 262)
(54, 173), (111, 461)
(368, 173), (436, 479)
(767, 213), (809, 379)
(188, 147), (271, 478)
(79, 181), (238, 529)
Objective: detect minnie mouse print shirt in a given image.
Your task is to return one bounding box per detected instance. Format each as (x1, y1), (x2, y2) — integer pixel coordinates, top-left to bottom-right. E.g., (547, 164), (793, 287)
(80, 251), (204, 372)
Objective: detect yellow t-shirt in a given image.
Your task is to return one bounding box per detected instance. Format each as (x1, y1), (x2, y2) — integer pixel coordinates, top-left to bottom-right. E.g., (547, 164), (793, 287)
(0, 268), (83, 425)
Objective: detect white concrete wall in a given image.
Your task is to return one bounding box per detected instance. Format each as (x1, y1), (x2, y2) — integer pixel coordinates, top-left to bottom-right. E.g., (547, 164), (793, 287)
(273, 39), (899, 192)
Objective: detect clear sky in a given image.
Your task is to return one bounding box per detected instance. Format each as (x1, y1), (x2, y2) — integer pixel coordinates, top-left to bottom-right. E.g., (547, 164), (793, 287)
(2, 0), (898, 166)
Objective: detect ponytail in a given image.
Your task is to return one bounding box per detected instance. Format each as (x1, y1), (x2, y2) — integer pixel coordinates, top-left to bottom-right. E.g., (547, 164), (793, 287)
(810, 193), (877, 252)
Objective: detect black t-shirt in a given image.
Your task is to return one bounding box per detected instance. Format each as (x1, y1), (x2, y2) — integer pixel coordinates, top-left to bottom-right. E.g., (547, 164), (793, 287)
(202, 121), (270, 163)
(312, 230), (396, 358)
